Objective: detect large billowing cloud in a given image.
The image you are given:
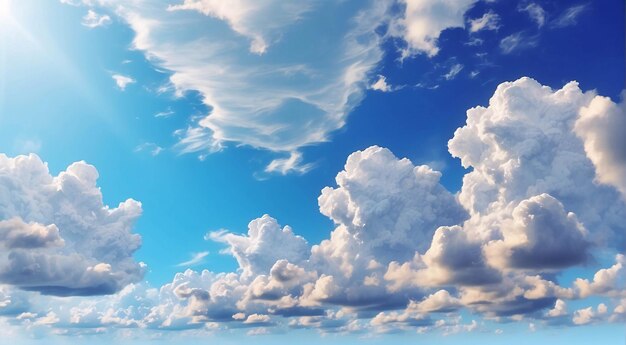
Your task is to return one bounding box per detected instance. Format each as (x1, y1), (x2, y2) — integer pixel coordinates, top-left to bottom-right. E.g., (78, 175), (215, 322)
(5, 78), (625, 336)
(0, 154), (145, 296)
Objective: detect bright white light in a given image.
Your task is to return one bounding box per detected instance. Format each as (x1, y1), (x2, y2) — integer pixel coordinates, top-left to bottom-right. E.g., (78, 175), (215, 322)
(0, 0), (13, 21)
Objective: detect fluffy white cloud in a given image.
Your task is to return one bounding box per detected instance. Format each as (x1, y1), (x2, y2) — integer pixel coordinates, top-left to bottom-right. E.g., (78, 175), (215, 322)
(448, 77), (626, 248)
(4, 78), (626, 335)
(317, 146), (467, 263)
(483, 194), (589, 270)
(0, 154), (145, 296)
(574, 254), (625, 299)
(574, 94), (626, 198)
(390, 0), (477, 58)
(387, 77), (625, 318)
(208, 215), (309, 281)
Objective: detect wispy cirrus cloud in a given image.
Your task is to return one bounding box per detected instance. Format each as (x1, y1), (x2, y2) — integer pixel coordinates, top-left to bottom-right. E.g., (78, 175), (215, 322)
(175, 251), (209, 267)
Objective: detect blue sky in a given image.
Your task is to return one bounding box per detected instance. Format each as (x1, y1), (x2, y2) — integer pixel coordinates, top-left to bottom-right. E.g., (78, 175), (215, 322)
(0, 0), (624, 343)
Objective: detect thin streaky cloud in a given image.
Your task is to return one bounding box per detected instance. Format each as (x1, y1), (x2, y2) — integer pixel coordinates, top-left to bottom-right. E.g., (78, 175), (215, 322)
(176, 251), (210, 267)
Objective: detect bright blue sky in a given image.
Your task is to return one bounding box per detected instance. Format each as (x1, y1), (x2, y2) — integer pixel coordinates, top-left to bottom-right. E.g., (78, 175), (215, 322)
(0, 0), (624, 343)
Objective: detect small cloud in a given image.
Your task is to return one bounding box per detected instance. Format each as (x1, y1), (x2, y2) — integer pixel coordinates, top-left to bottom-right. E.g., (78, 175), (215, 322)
(134, 142), (163, 156)
(466, 37), (484, 46)
(370, 75), (392, 92)
(112, 74), (135, 91)
(468, 11), (501, 33)
(121, 59), (132, 64)
(204, 229), (228, 241)
(155, 107), (175, 118)
(176, 251), (209, 267)
(444, 64), (464, 80)
(519, 3), (546, 27)
(415, 82), (440, 90)
(551, 4), (588, 28)
(370, 75), (405, 93)
(264, 151), (314, 175)
(81, 10), (111, 29)
(499, 32), (538, 54)
(469, 70), (480, 78)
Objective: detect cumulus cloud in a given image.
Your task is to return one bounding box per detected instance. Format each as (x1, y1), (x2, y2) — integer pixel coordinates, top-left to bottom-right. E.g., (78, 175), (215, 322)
(390, 0), (477, 58)
(574, 94), (626, 198)
(0, 154), (145, 296)
(483, 194), (589, 270)
(4, 78), (626, 336)
(208, 215), (309, 281)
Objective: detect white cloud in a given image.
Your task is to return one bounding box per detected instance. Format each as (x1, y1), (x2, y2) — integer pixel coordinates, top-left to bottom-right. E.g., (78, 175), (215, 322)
(390, 0), (477, 58)
(134, 142), (164, 156)
(551, 4), (588, 28)
(264, 152), (314, 175)
(5, 74), (626, 335)
(0, 154), (145, 296)
(499, 32), (538, 54)
(167, 0), (313, 55)
(574, 94), (626, 198)
(176, 252), (209, 267)
(154, 107), (175, 118)
(94, 0), (390, 173)
(444, 64), (463, 80)
(468, 11), (500, 33)
(112, 74), (135, 91)
(483, 194), (589, 270)
(208, 215), (309, 281)
(519, 3), (546, 27)
(370, 75), (392, 92)
(547, 299), (568, 317)
(81, 10), (111, 28)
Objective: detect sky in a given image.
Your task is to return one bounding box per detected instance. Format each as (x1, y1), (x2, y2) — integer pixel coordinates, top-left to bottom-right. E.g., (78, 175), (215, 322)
(0, 0), (624, 343)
